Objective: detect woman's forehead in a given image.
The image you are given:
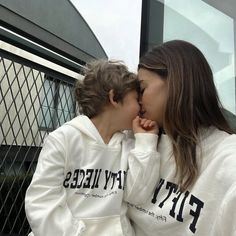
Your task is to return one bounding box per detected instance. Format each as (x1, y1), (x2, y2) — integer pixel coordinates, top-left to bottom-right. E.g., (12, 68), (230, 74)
(138, 70), (159, 82)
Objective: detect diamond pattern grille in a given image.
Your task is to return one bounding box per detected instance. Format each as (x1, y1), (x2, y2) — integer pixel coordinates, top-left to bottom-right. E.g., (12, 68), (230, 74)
(0, 52), (77, 235)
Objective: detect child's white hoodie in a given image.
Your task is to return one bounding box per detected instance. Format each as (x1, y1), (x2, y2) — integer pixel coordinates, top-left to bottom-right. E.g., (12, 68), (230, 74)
(25, 115), (159, 236)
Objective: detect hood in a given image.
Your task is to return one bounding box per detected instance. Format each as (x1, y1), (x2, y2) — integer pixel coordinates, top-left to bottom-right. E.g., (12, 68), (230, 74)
(65, 115), (125, 146)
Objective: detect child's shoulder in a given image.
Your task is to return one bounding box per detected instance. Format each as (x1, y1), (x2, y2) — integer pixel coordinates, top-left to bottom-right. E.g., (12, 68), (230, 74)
(49, 117), (83, 139)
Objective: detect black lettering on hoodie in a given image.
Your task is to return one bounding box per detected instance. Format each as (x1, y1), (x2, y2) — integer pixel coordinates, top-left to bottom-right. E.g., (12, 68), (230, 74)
(83, 169), (94, 188)
(104, 170), (111, 190)
(151, 178), (165, 204)
(77, 169), (85, 188)
(70, 169), (80, 188)
(189, 195), (204, 233)
(63, 171), (72, 188)
(91, 169), (102, 189)
(159, 182), (178, 208)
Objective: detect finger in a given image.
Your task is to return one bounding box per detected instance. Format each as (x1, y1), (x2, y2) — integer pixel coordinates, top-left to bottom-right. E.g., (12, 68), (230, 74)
(140, 118), (147, 126)
(132, 116), (141, 127)
(143, 120), (153, 128)
(148, 121), (156, 127)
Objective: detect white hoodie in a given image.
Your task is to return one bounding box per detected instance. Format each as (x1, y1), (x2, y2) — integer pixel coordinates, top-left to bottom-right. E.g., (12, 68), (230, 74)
(25, 115), (159, 236)
(128, 127), (236, 236)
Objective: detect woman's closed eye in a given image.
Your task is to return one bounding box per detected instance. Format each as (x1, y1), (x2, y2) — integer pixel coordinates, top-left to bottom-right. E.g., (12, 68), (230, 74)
(138, 89), (144, 103)
(140, 87), (145, 94)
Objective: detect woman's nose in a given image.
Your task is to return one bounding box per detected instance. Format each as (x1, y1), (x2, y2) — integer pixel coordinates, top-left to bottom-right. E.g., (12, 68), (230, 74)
(138, 101), (142, 109)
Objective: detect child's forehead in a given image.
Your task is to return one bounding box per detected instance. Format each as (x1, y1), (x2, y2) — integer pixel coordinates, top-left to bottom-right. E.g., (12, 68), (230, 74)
(126, 90), (139, 96)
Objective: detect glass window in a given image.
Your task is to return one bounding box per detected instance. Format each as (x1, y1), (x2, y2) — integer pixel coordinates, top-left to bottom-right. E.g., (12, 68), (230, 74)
(39, 76), (76, 131)
(141, 0), (236, 130)
(39, 78), (56, 130)
(163, 0), (235, 116)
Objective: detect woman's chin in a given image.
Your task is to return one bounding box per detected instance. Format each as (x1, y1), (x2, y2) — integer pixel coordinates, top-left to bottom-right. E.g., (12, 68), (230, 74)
(143, 113), (160, 125)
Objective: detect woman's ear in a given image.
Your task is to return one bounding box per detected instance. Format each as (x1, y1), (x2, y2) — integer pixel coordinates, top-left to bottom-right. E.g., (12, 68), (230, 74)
(108, 90), (119, 107)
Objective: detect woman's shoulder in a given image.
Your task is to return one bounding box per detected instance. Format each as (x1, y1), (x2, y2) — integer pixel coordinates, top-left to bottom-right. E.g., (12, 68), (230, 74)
(210, 129), (236, 172)
(220, 132), (236, 145)
(202, 129), (236, 189)
(200, 126), (235, 150)
(213, 129), (236, 150)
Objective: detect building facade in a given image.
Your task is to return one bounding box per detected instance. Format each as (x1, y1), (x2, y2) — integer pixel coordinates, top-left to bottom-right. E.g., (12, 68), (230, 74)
(0, 1), (107, 235)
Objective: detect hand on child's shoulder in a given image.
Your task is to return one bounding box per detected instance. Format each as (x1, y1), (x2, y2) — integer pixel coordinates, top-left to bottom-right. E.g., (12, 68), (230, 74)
(132, 116), (159, 134)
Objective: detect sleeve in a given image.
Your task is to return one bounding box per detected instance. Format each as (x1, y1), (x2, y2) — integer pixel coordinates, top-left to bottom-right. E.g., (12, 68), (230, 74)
(25, 133), (85, 236)
(210, 183), (236, 236)
(124, 133), (160, 204)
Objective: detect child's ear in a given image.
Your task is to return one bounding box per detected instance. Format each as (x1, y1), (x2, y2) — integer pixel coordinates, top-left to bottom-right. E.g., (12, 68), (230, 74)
(108, 90), (119, 107)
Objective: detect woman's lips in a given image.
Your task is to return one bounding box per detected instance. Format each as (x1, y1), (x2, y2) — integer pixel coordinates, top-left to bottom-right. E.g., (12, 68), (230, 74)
(139, 110), (146, 117)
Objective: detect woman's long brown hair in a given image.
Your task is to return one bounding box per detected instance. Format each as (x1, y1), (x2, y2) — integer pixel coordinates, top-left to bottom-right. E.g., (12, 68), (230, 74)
(139, 40), (234, 191)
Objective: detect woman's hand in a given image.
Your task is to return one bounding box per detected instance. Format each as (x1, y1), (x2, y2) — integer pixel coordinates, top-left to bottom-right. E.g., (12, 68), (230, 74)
(132, 116), (159, 134)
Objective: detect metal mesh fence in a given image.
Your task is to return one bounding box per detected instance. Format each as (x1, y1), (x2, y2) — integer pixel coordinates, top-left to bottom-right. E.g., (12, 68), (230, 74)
(0, 50), (77, 235)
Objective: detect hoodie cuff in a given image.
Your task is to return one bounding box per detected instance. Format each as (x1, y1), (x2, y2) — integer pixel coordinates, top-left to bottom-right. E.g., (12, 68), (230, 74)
(134, 133), (158, 152)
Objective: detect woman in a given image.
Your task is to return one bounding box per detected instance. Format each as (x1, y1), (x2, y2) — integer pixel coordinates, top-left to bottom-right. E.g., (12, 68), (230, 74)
(128, 40), (236, 236)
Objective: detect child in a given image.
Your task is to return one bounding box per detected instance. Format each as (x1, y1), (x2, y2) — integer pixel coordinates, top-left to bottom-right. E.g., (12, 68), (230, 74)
(25, 59), (160, 236)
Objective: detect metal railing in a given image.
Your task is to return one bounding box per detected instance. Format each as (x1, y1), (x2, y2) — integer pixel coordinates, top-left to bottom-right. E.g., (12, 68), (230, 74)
(0, 49), (78, 235)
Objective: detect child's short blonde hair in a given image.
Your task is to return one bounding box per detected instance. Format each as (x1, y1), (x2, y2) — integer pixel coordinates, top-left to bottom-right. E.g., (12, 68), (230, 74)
(75, 59), (139, 118)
